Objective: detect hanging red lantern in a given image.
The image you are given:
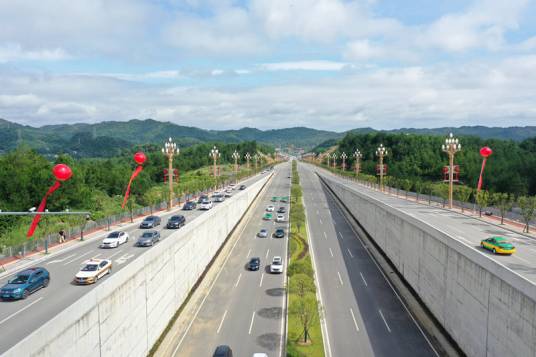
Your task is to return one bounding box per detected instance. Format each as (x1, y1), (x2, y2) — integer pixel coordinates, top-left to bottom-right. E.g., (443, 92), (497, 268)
(122, 152), (147, 209)
(52, 164), (73, 181)
(134, 152), (147, 165)
(480, 147), (492, 158)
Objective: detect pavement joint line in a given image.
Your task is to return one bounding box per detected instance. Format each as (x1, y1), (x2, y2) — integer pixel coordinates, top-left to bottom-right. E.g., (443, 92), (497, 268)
(0, 297), (43, 325)
(349, 308), (360, 332)
(360, 272), (368, 287)
(248, 311), (256, 335)
(378, 309), (392, 333)
(329, 248), (334, 257)
(234, 273), (242, 288)
(63, 250), (93, 265)
(337, 271), (344, 286)
(347, 248), (354, 259)
(107, 249), (124, 259)
(216, 310), (228, 334)
(259, 273), (265, 287)
(46, 253), (76, 265)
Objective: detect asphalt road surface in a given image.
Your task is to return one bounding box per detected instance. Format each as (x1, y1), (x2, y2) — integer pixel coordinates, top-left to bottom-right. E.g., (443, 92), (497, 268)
(315, 164), (536, 284)
(299, 163), (438, 357)
(172, 162), (291, 357)
(0, 172), (268, 355)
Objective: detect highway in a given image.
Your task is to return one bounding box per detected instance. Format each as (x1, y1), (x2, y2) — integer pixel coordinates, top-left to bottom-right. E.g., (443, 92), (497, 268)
(315, 165), (536, 284)
(172, 162), (291, 357)
(0, 172), (268, 355)
(299, 163), (438, 357)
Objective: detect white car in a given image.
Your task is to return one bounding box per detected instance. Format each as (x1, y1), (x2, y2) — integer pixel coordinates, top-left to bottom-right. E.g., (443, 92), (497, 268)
(266, 205), (275, 212)
(276, 214), (285, 222)
(270, 256), (283, 274)
(74, 259), (112, 285)
(253, 354), (268, 357)
(199, 200), (213, 210)
(100, 231), (129, 248)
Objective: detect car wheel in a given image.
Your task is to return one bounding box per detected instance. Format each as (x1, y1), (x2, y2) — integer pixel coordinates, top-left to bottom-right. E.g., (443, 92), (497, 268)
(492, 248), (497, 254)
(107, 269), (111, 275)
(22, 290), (29, 299)
(43, 278), (50, 288)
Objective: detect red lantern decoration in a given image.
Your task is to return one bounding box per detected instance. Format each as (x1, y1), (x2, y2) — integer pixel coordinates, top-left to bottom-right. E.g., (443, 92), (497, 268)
(122, 152), (147, 209)
(27, 164), (73, 238)
(477, 146), (492, 191)
(480, 147), (492, 158)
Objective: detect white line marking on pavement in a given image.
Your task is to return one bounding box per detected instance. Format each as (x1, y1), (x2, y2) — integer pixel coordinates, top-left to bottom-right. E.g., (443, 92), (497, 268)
(265, 249), (270, 259)
(64, 250), (93, 265)
(0, 297), (43, 325)
(337, 271), (344, 286)
(259, 273), (265, 287)
(316, 210), (319, 215)
(338, 231), (344, 240)
(116, 253), (135, 265)
(360, 272), (368, 287)
(333, 220), (336, 225)
(91, 253), (102, 259)
(108, 249), (124, 259)
(514, 255), (531, 264)
(246, 248), (251, 258)
(248, 311), (256, 335)
(349, 308), (360, 332)
(329, 248), (334, 257)
(323, 231), (327, 239)
(46, 253), (76, 264)
(217, 310), (228, 334)
(456, 235), (473, 245)
(234, 273), (242, 288)
(347, 248), (354, 258)
(378, 309), (391, 333)
(319, 218), (323, 224)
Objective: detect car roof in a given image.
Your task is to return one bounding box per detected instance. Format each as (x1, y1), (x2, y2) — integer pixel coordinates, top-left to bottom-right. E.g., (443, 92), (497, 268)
(19, 268), (43, 275)
(83, 258), (109, 265)
(273, 256), (282, 260)
(490, 236), (507, 241)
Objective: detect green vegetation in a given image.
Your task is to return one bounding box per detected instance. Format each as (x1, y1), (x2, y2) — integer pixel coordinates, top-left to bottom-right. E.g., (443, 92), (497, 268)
(287, 160), (324, 357)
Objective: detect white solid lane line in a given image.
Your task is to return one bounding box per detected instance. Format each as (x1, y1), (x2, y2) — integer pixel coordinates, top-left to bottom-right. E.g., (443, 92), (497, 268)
(234, 273), (242, 288)
(349, 308), (360, 332)
(259, 273), (265, 287)
(329, 248), (334, 257)
(216, 310), (228, 334)
(63, 250), (94, 265)
(347, 248), (354, 258)
(378, 309), (391, 333)
(246, 248), (251, 258)
(0, 297), (44, 325)
(360, 272), (368, 287)
(108, 249), (124, 259)
(513, 255), (531, 264)
(337, 271), (344, 286)
(248, 311), (256, 335)
(319, 218), (323, 224)
(265, 248), (270, 259)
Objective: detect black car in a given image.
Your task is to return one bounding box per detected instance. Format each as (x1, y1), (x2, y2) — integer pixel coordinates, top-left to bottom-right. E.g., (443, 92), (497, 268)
(182, 201), (197, 210)
(277, 207), (286, 213)
(140, 215), (161, 229)
(197, 195), (209, 204)
(167, 215), (186, 229)
(213, 345), (233, 357)
(239, 185), (246, 190)
(247, 257), (261, 271)
(136, 231), (160, 247)
(274, 228), (285, 238)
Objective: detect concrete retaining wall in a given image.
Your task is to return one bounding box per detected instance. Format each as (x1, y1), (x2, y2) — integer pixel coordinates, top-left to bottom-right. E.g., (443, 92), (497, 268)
(320, 174), (536, 357)
(5, 174), (271, 357)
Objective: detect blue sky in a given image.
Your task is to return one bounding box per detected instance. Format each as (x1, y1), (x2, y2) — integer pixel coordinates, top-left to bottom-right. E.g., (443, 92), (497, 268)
(0, 0), (536, 131)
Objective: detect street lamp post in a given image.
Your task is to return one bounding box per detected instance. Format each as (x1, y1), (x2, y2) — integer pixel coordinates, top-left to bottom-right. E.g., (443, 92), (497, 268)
(232, 150), (240, 183)
(253, 153), (259, 173)
(341, 152), (347, 171)
(327, 154), (331, 167)
(376, 144), (388, 191)
(442, 133), (461, 209)
(162, 137), (179, 210)
(331, 153), (337, 169)
(353, 149), (362, 176)
(245, 152), (251, 169)
(210, 145), (220, 178)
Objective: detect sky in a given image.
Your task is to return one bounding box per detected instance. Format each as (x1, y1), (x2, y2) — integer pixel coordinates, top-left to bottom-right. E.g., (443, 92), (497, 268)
(1, 0), (536, 132)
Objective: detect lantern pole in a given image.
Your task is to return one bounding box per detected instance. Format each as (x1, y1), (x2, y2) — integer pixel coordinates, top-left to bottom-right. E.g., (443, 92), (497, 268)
(162, 138), (179, 210)
(442, 133), (461, 209)
(376, 144), (388, 191)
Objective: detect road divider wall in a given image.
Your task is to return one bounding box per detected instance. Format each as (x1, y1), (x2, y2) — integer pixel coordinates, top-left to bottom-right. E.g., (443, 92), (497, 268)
(4, 174), (272, 357)
(319, 173), (536, 357)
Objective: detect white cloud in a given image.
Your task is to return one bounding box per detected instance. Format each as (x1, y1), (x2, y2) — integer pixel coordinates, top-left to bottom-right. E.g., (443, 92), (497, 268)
(260, 61), (347, 71)
(0, 44), (70, 63)
(343, 40), (384, 60)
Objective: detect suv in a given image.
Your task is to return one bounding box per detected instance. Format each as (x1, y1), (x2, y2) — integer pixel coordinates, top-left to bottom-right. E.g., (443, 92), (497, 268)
(277, 207), (286, 214)
(257, 229), (268, 238)
(270, 256), (283, 274)
(0, 267), (50, 300)
(167, 215), (186, 229)
(274, 228), (285, 238)
(248, 257), (261, 271)
(182, 201), (197, 210)
(213, 345), (233, 357)
(213, 194), (225, 202)
(140, 216), (161, 229)
(197, 195), (210, 204)
(199, 200), (213, 210)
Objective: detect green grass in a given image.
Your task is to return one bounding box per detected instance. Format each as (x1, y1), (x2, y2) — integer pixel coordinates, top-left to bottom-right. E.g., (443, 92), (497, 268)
(287, 161), (325, 357)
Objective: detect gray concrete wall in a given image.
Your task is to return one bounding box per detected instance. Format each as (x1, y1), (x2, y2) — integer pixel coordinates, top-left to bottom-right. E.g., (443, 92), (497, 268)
(320, 174), (536, 357)
(4, 174), (271, 357)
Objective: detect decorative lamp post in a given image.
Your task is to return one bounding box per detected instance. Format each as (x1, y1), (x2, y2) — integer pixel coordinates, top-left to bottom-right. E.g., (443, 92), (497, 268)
(331, 153), (337, 169)
(162, 137), (179, 210)
(442, 133), (461, 209)
(327, 154), (331, 167)
(353, 149), (362, 175)
(341, 152), (347, 171)
(232, 150), (240, 183)
(376, 144), (388, 191)
(210, 146), (220, 178)
(245, 152), (251, 169)
(253, 153), (259, 172)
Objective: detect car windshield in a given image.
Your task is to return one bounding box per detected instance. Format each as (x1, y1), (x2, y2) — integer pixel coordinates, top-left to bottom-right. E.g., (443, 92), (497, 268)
(145, 217), (155, 221)
(81, 264), (99, 271)
(260, 229), (267, 233)
(170, 216), (182, 221)
(10, 275), (30, 284)
(273, 261), (282, 266)
(142, 232), (154, 238)
(107, 232), (120, 238)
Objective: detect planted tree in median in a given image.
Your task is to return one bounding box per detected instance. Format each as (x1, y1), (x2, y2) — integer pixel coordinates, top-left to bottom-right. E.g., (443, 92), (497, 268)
(455, 186), (473, 213)
(492, 192), (514, 225)
(476, 190), (490, 217)
(289, 293), (321, 345)
(289, 274), (315, 298)
(518, 196), (536, 233)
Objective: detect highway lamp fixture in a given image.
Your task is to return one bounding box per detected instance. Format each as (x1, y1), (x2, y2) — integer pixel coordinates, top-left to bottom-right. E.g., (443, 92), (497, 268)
(375, 144), (388, 191)
(353, 149), (362, 176)
(253, 153), (259, 172)
(232, 150), (240, 183)
(162, 137), (179, 210)
(210, 146), (220, 178)
(442, 133), (461, 209)
(331, 152), (337, 169)
(245, 152), (251, 169)
(341, 152), (347, 171)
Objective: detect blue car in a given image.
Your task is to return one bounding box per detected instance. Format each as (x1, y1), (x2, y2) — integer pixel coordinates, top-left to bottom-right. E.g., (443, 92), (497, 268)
(0, 267), (50, 300)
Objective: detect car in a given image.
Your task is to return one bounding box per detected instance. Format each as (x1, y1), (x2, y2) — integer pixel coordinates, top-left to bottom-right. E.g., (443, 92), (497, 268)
(248, 257), (261, 271)
(140, 215), (161, 229)
(136, 231), (160, 247)
(271, 197), (278, 202)
(213, 345), (233, 357)
(197, 195), (210, 204)
(167, 215), (186, 229)
(257, 229), (268, 238)
(182, 201), (197, 210)
(480, 236), (516, 255)
(199, 200), (214, 210)
(266, 205), (275, 212)
(277, 207), (286, 213)
(270, 256), (283, 274)
(276, 214), (285, 222)
(213, 194), (225, 202)
(0, 267), (50, 300)
(484, 210), (493, 216)
(280, 197), (289, 203)
(239, 185), (246, 190)
(74, 259), (112, 285)
(263, 213), (273, 220)
(274, 228), (285, 238)
(224, 191), (233, 198)
(253, 354), (268, 357)
(100, 231), (129, 248)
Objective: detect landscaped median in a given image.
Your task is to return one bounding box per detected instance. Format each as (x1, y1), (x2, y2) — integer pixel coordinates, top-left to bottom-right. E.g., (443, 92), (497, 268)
(287, 160), (325, 357)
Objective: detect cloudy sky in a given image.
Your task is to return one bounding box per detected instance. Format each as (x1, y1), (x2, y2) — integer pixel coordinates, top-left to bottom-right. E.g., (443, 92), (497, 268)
(1, 0), (536, 131)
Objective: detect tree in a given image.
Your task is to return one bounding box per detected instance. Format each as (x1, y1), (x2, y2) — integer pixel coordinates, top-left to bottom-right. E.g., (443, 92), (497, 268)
(289, 274), (315, 298)
(518, 196), (536, 233)
(475, 190), (490, 217)
(492, 192), (514, 225)
(289, 293), (320, 344)
(432, 184), (449, 208)
(401, 179), (412, 199)
(454, 186), (473, 213)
